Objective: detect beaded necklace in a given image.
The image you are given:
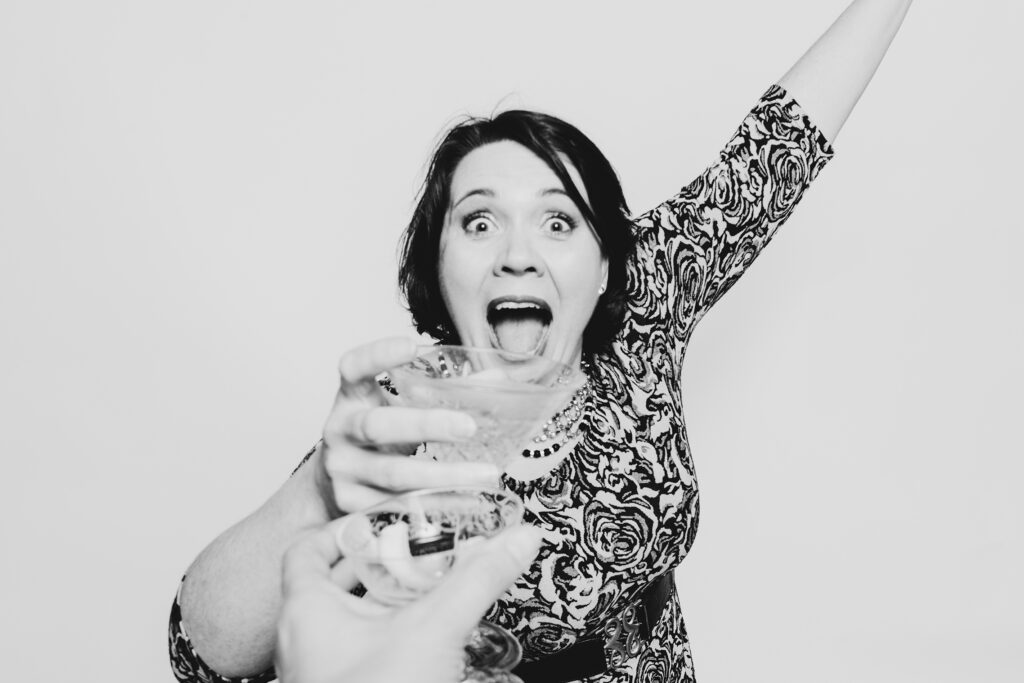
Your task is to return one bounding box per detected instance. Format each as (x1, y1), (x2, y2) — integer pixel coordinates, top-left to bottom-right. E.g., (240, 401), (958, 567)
(521, 369), (593, 459)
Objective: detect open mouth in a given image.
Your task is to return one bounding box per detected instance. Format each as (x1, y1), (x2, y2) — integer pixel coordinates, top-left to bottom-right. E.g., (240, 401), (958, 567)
(486, 296), (552, 355)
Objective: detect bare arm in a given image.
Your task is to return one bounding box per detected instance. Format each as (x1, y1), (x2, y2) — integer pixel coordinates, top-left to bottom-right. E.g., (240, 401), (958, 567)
(176, 448), (333, 676)
(172, 339), (498, 679)
(778, 0), (914, 142)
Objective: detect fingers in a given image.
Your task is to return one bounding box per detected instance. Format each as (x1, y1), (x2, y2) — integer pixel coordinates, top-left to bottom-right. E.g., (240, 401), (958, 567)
(337, 337), (417, 398)
(325, 339), (477, 450)
(411, 525), (543, 641)
(336, 407), (476, 447)
(324, 477), (396, 516)
(324, 449), (500, 507)
(328, 555), (359, 590)
(321, 337), (499, 517)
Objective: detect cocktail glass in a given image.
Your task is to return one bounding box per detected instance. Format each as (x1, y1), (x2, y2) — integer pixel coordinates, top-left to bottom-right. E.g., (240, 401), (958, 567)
(371, 346), (582, 679)
(383, 345), (583, 469)
(336, 486), (526, 683)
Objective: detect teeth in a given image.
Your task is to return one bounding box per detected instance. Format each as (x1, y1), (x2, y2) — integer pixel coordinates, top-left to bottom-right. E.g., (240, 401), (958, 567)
(495, 302), (543, 311)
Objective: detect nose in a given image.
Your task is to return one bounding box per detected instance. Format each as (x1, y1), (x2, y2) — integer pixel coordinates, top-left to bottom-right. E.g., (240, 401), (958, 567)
(494, 227), (544, 277)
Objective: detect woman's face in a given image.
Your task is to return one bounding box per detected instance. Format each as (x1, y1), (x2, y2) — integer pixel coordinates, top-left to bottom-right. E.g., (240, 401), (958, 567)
(438, 140), (608, 368)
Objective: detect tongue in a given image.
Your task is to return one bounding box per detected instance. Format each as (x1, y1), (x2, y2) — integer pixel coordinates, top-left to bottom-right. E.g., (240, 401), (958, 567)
(492, 318), (546, 354)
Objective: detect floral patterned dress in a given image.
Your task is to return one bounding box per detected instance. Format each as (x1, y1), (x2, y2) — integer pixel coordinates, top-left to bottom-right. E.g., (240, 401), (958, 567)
(169, 84), (834, 683)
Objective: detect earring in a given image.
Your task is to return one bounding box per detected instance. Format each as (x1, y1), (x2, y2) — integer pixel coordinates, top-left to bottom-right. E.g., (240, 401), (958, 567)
(598, 283), (606, 295)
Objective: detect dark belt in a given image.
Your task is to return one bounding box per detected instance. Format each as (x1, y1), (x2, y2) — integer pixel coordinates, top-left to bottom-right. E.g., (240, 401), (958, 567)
(511, 572), (676, 683)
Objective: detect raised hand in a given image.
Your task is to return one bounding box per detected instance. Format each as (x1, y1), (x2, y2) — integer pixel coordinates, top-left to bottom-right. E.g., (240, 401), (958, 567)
(316, 337), (500, 514)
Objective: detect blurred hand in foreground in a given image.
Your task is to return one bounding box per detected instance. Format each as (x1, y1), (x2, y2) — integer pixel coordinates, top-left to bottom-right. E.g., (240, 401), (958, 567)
(275, 518), (542, 683)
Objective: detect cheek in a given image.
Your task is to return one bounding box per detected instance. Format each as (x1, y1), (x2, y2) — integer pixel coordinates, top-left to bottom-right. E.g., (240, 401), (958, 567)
(557, 250), (605, 295)
(436, 245), (479, 318)
(557, 276), (602, 323)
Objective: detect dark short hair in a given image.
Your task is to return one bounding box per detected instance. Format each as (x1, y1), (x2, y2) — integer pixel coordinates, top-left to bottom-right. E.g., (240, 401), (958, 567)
(398, 110), (635, 355)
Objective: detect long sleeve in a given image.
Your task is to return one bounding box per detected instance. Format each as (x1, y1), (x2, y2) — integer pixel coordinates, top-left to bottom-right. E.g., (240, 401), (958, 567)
(624, 85), (835, 346)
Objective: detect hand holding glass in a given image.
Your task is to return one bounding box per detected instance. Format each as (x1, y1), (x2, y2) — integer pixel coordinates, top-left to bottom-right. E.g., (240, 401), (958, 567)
(336, 487), (527, 681)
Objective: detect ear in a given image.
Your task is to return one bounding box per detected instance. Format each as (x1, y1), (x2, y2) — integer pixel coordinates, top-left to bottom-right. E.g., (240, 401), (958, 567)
(600, 256), (609, 292)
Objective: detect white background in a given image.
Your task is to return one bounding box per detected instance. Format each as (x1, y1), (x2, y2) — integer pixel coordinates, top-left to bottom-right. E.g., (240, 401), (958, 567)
(1, 1), (1021, 682)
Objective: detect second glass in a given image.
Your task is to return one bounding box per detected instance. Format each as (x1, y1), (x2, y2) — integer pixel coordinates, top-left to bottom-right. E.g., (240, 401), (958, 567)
(336, 487), (526, 682)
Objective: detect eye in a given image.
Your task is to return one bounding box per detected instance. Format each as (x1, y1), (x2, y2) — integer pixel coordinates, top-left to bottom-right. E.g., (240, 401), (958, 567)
(461, 211), (497, 235)
(543, 212), (578, 235)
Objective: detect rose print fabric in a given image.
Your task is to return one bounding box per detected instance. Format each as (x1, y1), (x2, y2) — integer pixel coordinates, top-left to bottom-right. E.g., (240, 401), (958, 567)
(169, 85), (834, 683)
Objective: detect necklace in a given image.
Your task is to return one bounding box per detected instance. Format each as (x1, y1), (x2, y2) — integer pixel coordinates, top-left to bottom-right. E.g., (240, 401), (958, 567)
(521, 375), (593, 459)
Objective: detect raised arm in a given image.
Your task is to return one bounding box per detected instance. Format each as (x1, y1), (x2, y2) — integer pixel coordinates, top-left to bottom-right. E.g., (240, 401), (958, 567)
(624, 0), (913, 342)
(778, 0), (914, 143)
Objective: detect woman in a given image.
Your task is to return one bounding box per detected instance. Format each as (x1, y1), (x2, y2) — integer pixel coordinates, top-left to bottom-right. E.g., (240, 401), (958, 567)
(169, 2), (914, 681)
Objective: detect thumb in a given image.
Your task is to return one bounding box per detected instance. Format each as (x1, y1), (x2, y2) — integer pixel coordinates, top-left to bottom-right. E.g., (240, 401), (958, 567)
(415, 525), (543, 640)
(281, 517), (351, 598)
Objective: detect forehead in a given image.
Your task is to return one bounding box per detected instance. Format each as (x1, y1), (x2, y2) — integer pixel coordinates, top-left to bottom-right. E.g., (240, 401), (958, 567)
(449, 140), (589, 205)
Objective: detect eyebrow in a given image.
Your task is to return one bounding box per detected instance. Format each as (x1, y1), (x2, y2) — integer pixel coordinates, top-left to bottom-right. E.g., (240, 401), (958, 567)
(452, 188), (495, 208)
(452, 187), (570, 208)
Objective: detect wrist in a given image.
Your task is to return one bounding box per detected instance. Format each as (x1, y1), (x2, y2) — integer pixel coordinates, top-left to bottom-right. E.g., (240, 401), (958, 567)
(271, 441), (341, 526)
(308, 441), (345, 520)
